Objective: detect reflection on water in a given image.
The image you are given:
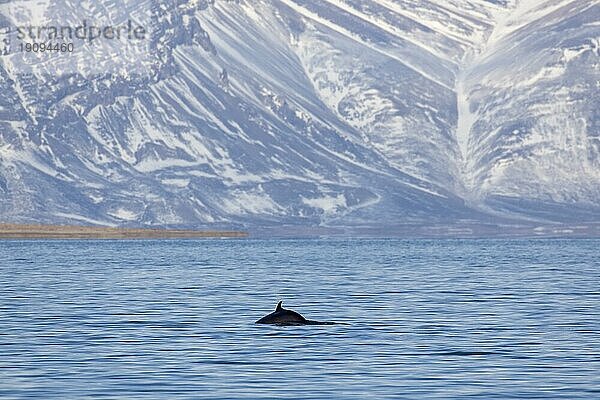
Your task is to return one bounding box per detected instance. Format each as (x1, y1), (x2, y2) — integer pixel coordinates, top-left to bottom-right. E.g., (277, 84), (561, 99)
(1, 239), (599, 398)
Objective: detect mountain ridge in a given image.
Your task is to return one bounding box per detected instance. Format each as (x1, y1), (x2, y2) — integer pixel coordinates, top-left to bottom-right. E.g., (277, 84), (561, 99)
(0, 0), (598, 234)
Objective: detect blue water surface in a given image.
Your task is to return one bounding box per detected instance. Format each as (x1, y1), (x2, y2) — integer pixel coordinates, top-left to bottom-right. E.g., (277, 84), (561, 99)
(0, 239), (599, 399)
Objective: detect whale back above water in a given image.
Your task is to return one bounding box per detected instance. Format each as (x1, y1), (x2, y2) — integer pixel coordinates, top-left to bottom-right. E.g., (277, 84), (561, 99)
(255, 301), (335, 326)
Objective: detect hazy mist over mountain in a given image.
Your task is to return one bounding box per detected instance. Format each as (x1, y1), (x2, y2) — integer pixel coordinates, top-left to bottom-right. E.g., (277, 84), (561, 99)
(0, 0), (598, 235)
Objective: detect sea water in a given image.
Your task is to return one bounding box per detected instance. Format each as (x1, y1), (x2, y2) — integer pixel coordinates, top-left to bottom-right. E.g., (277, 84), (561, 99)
(1, 239), (599, 399)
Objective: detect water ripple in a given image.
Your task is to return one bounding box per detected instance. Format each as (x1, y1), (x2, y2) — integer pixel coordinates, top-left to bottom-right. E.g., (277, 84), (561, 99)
(1, 238), (599, 398)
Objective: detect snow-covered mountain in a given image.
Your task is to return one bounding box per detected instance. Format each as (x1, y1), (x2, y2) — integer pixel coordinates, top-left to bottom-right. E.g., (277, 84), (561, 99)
(0, 0), (598, 235)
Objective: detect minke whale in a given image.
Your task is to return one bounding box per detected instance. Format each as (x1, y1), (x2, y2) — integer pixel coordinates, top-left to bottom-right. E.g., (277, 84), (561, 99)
(255, 301), (336, 326)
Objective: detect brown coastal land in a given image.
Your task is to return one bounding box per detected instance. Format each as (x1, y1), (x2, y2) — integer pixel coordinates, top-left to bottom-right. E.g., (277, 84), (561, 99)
(0, 224), (248, 239)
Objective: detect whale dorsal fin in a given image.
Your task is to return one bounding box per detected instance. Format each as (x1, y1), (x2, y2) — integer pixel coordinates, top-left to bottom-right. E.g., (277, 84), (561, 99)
(276, 301), (283, 311)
